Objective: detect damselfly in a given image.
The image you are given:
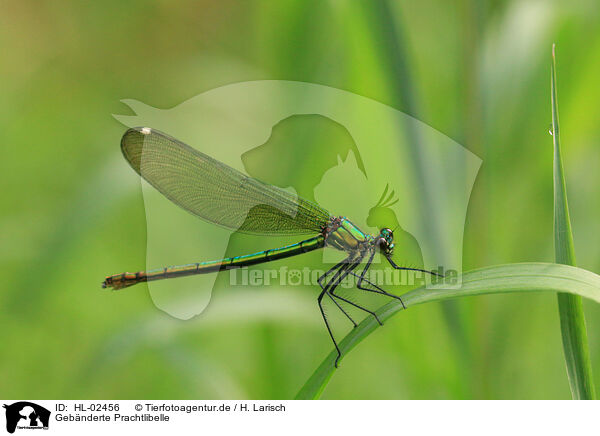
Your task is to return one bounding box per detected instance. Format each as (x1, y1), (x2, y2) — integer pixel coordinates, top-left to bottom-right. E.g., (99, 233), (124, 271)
(103, 127), (440, 366)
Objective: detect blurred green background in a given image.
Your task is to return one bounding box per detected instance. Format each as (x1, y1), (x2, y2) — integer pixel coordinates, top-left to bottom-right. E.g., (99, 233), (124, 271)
(2, 0), (600, 399)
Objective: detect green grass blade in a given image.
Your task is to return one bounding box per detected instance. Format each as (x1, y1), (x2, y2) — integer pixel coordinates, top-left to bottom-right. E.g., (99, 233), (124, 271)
(551, 44), (596, 399)
(295, 262), (600, 399)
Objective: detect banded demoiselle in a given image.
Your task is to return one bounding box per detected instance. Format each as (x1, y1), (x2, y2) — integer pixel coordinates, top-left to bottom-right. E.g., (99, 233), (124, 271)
(103, 127), (440, 366)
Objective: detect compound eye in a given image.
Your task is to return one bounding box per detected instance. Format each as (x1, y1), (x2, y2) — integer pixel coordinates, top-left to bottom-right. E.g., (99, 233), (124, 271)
(380, 228), (393, 243)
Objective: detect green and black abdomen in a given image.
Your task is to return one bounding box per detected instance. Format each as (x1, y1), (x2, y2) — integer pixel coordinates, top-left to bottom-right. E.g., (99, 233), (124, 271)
(103, 235), (325, 290)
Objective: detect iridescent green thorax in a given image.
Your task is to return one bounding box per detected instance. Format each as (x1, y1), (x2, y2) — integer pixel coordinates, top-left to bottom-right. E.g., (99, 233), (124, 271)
(324, 217), (373, 253)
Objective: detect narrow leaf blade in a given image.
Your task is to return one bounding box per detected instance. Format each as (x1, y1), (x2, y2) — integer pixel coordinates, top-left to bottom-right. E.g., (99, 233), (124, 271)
(551, 44), (596, 400)
(296, 262), (600, 399)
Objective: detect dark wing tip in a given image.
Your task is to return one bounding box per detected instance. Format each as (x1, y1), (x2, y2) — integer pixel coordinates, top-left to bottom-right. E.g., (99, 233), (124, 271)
(121, 126), (152, 144)
(120, 127), (154, 173)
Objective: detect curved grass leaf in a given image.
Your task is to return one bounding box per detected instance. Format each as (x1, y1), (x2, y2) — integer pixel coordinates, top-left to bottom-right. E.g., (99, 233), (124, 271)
(551, 44), (596, 399)
(296, 262), (600, 399)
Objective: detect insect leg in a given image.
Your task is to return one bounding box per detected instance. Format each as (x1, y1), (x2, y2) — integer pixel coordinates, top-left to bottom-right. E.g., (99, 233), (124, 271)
(385, 255), (444, 278)
(317, 288), (341, 367)
(352, 251), (407, 309)
(328, 259), (384, 326)
(317, 259), (353, 367)
(319, 262), (358, 327)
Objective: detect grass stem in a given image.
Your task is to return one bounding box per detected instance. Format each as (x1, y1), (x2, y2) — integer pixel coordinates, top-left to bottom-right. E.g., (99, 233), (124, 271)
(551, 44), (596, 400)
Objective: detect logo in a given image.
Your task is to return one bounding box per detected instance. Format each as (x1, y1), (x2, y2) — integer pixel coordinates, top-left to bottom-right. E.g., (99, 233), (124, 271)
(3, 402), (50, 434)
